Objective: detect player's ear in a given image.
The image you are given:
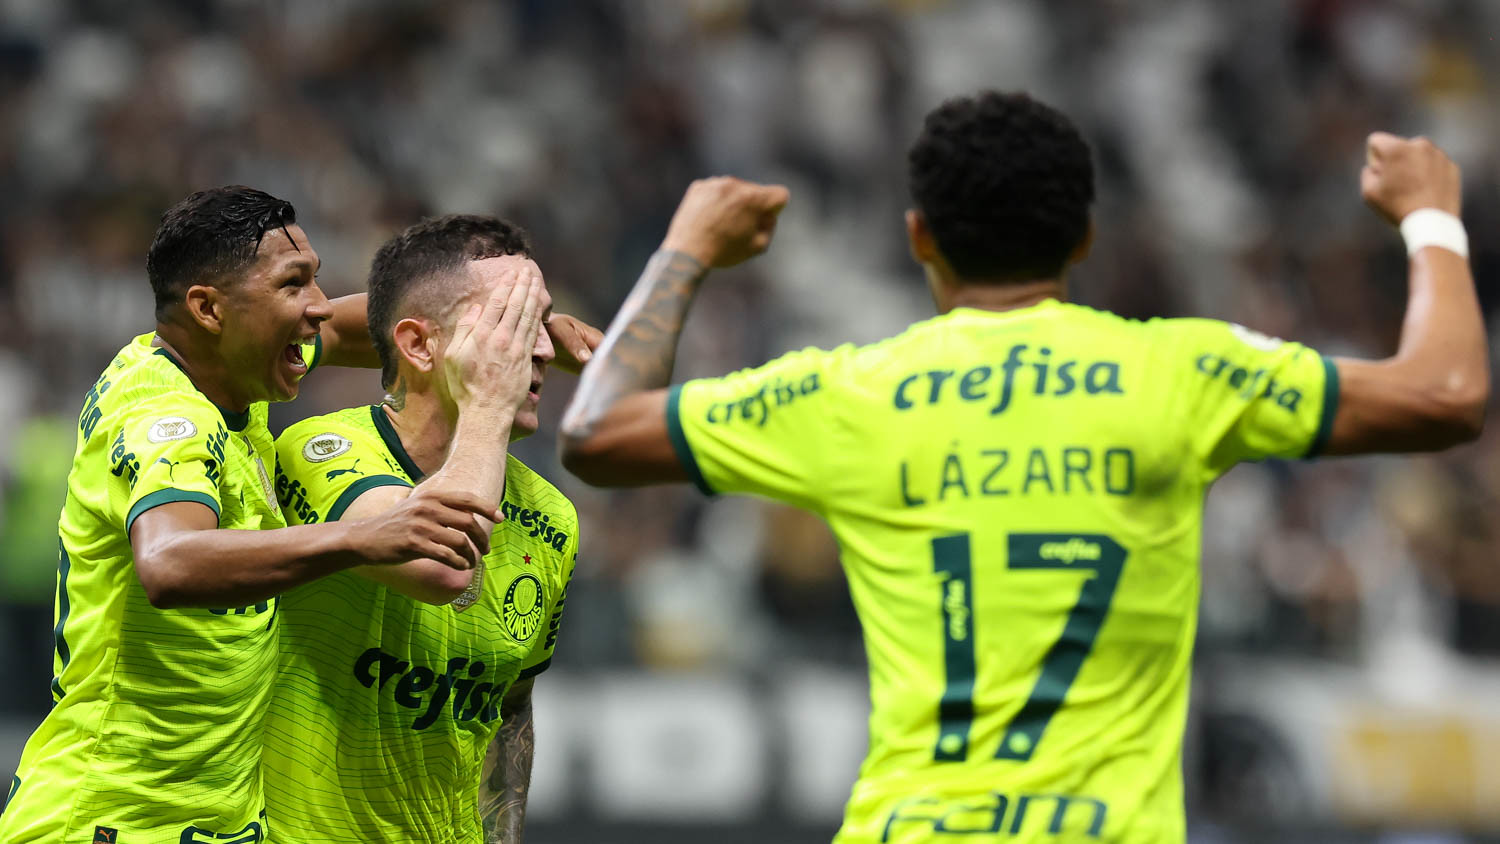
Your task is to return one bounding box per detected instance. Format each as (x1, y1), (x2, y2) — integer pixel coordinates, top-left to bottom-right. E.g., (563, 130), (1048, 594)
(905, 208), (939, 265)
(392, 317), (437, 379)
(182, 285), (225, 335)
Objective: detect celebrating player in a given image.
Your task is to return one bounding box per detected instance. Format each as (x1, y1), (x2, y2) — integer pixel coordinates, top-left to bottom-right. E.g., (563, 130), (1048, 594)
(263, 215), (579, 843)
(558, 92), (1486, 843)
(0, 187), (520, 843)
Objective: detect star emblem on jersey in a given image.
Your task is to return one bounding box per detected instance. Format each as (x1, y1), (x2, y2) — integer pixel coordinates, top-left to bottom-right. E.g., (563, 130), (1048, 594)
(302, 433), (352, 463)
(147, 416), (197, 443)
(522, 553), (531, 565)
(501, 574), (543, 642)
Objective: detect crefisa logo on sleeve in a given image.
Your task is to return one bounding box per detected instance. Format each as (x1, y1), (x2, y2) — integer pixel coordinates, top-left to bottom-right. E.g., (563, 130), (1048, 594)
(302, 433), (352, 463)
(147, 416), (197, 443)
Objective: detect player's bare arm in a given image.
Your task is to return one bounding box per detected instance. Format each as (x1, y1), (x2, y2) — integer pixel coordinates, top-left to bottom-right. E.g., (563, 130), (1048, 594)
(479, 679), (536, 844)
(1324, 133), (1488, 454)
(559, 177), (789, 485)
(317, 293), (380, 369)
(128, 488), (500, 609)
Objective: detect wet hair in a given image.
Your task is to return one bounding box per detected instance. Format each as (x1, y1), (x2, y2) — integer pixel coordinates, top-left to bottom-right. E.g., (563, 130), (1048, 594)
(367, 214), (534, 388)
(907, 91), (1095, 282)
(146, 186), (298, 320)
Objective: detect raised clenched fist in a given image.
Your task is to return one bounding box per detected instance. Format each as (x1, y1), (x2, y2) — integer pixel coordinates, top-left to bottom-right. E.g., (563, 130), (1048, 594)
(1360, 132), (1462, 226)
(660, 176), (790, 269)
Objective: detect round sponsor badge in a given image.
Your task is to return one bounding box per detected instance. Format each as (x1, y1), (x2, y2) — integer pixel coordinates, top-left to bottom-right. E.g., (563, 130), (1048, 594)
(302, 433), (352, 463)
(147, 416), (198, 443)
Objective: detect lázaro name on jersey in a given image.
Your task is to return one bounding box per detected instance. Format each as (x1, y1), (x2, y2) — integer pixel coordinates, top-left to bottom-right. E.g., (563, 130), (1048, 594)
(499, 499), (569, 551)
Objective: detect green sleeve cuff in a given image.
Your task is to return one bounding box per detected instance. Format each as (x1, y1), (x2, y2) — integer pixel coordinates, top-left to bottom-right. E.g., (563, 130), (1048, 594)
(325, 475), (413, 522)
(126, 489), (221, 534)
(309, 333), (324, 372)
(665, 384), (715, 496)
(1304, 356), (1341, 458)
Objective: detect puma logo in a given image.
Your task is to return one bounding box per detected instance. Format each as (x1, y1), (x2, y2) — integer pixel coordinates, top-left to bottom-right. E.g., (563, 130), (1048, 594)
(325, 458), (365, 482)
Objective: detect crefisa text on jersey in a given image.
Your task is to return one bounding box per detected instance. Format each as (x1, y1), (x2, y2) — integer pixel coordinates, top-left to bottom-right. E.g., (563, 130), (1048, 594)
(893, 344), (1122, 414)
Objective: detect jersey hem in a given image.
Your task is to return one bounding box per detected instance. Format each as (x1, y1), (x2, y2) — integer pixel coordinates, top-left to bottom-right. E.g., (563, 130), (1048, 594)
(517, 656), (552, 680)
(665, 384), (715, 496)
(125, 489), (222, 534)
(326, 474), (413, 522)
(1304, 356), (1340, 458)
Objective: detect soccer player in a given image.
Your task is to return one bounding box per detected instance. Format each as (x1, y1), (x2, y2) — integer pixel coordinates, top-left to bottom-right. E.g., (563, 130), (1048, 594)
(264, 215), (579, 843)
(0, 187), (522, 844)
(558, 92), (1487, 843)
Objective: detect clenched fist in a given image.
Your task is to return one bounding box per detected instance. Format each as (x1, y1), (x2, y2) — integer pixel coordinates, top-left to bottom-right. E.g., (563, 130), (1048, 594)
(661, 176), (790, 269)
(1361, 132), (1462, 225)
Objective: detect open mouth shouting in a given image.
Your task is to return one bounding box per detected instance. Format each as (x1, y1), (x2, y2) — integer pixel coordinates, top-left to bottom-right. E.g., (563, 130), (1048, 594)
(282, 342), (309, 376)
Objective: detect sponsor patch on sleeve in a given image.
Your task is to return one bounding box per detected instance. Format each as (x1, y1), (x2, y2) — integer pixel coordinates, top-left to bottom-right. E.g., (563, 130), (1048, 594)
(147, 416), (198, 443)
(302, 433), (352, 463)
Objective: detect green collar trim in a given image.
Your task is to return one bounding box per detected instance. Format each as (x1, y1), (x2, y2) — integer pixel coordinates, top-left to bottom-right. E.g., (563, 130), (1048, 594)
(152, 348), (250, 432)
(370, 404), (425, 481)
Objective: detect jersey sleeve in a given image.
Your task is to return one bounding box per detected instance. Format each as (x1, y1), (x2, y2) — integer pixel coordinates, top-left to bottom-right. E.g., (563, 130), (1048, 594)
(273, 422), (411, 526)
(119, 393), (230, 534)
(667, 346), (840, 510)
(518, 521), (578, 680)
(1164, 318), (1339, 477)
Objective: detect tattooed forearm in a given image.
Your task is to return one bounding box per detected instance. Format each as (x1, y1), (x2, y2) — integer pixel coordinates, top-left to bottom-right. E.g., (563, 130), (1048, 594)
(479, 694), (534, 843)
(562, 250), (707, 437)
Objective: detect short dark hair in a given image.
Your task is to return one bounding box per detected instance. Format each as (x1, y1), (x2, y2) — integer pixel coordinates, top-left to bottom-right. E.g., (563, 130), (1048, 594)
(908, 91), (1095, 282)
(146, 186), (298, 320)
(367, 214), (534, 388)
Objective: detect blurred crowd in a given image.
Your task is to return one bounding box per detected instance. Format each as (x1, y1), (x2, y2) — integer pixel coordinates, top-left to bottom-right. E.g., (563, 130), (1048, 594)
(1, 0), (1499, 832)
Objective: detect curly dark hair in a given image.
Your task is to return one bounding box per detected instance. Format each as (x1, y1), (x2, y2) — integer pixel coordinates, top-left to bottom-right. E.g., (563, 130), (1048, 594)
(146, 186), (298, 320)
(367, 214), (534, 388)
(908, 91), (1095, 282)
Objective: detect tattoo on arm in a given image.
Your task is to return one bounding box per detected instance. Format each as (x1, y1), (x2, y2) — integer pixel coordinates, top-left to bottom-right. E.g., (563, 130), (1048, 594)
(564, 250), (707, 437)
(479, 693), (534, 843)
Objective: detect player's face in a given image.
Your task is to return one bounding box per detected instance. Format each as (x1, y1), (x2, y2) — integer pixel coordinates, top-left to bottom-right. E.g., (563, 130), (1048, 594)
(218, 224), (332, 403)
(450, 255), (556, 439)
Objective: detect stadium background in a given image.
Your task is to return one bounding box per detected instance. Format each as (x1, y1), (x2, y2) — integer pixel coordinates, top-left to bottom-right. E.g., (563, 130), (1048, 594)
(1, 0), (1499, 841)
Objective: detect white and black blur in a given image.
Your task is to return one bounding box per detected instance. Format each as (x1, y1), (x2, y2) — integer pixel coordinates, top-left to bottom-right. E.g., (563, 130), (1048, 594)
(1, 2), (1499, 843)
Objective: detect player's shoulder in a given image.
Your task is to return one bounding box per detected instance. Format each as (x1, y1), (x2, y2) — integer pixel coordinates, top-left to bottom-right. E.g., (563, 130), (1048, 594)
(276, 406), (381, 459)
(88, 338), (236, 447)
(503, 455), (576, 522)
(1142, 316), (1308, 359)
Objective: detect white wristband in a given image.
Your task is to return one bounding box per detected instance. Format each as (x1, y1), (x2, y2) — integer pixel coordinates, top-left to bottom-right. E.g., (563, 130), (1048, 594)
(1399, 208), (1468, 259)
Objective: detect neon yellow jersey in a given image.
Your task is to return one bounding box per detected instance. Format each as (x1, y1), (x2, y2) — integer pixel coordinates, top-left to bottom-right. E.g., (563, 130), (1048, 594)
(264, 405), (578, 843)
(666, 301), (1337, 844)
(0, 332), (320, 844)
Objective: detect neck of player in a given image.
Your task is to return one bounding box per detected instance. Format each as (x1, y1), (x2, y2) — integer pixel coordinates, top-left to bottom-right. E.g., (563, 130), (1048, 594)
(152, 326), (255, 413)
(382, 385), (458, 480)
(936, 277), (1067, 315)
